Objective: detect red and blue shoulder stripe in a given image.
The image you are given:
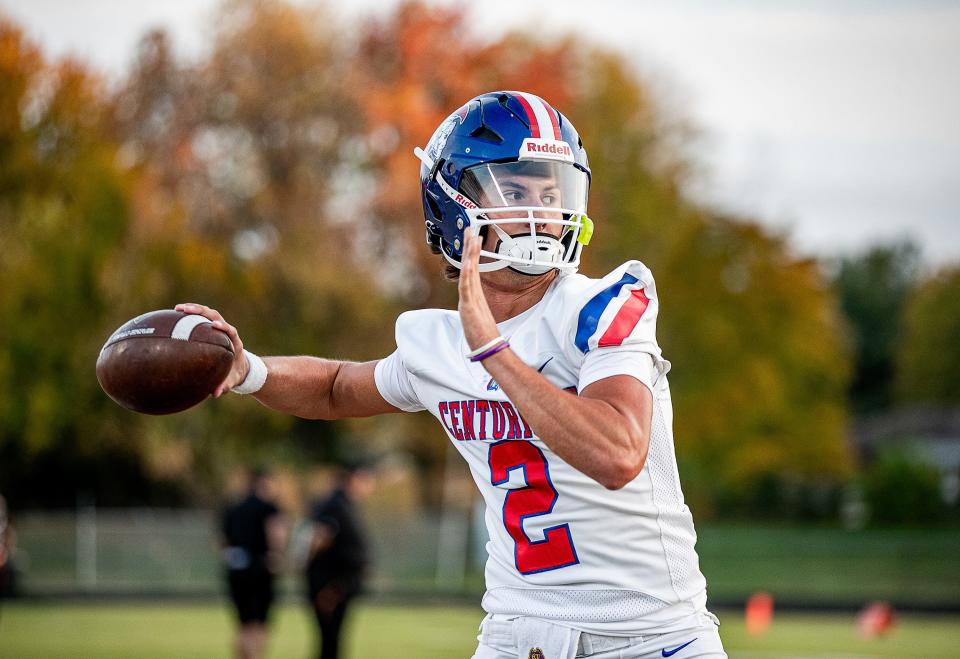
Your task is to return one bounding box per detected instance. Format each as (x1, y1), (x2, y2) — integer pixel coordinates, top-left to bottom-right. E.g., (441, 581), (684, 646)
(574, 271), (651, 353)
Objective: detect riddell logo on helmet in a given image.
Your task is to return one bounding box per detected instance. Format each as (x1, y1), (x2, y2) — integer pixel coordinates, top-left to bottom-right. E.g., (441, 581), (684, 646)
(519, 138), (574, 163)
(436, 172), (479, 209)
(453, 192), (477, 209)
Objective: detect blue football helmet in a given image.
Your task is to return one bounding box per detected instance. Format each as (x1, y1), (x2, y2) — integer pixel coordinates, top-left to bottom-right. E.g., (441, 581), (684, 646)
(415, 91), (592, 275)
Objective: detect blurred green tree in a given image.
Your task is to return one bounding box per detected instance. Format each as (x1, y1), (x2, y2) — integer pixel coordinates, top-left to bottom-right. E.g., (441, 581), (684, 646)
(862, 452), (946, 525)
(0, 19), (184, 506)
(653, 220), (852, 514)
(831, 242), (919, 413)
(896, 265), (960, 404)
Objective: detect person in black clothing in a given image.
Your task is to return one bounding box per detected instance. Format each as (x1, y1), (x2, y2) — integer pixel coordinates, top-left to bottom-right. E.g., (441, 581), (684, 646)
(306, 462), (376, 659)
(221, 468), (287, 659)
(0, 493), (16, 621)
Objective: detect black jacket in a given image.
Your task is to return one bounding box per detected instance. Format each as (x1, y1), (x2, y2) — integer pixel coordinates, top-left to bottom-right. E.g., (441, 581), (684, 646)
(306, 488), (369, 592)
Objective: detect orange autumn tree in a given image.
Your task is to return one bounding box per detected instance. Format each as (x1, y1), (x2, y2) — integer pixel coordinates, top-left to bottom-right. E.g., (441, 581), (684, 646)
(348, 2), (580, 307)
(348, 1), (851, 513)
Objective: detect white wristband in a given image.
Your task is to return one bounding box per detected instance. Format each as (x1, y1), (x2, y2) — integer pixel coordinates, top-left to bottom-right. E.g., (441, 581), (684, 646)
(466, 335), (506, 359)
(232, 350), (268, 395)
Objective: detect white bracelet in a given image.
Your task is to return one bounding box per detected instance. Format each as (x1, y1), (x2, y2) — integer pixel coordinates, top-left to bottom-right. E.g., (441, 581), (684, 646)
(232, 350), (268, 395)
(466, 336), (506, 359)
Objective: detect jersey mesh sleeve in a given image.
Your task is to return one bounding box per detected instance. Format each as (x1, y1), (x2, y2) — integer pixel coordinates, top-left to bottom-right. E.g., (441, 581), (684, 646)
(374, 350), (425, 412)
(569, 261), (671, 392)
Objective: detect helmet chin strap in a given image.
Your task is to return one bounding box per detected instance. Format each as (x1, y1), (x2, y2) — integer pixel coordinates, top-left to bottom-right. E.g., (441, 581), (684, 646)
(441, 243), (511, 273)
(442, 225), (566, 275)
(489, 224), (564, 275)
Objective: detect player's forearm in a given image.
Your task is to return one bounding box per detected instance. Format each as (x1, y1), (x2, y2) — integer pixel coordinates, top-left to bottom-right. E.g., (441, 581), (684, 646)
(251, 356), (393, 420)
(252, 356), (344, 419)
(483, 350), (648, 489)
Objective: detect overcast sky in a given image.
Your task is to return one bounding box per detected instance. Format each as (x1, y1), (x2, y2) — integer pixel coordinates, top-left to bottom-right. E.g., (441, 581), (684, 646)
(2, 0), (957, 265)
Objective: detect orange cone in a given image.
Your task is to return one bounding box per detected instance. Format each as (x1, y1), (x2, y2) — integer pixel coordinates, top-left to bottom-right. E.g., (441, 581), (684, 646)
(858, 601), (896, 638)
(745, 592), (774, 636)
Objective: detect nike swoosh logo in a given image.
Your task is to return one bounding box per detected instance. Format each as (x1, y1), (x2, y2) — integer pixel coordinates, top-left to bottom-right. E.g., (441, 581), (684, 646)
(661, 638), (697, 657)
(489, 358), (553, 392)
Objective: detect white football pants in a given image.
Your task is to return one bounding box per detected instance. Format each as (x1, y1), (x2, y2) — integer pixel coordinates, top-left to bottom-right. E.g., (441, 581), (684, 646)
(472, 612), (727, 659)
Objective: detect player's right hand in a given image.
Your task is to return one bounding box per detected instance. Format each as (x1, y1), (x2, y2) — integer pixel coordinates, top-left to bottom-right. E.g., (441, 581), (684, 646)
(458, 227), (501, 351)
(174, 303), (247, 397)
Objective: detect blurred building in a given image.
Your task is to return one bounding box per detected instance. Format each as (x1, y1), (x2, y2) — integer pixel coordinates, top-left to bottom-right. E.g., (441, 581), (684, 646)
(854, 407), (960, 505)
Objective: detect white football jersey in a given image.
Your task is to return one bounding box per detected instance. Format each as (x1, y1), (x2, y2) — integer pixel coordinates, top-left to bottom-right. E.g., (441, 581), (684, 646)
(375, 261), (710, 635)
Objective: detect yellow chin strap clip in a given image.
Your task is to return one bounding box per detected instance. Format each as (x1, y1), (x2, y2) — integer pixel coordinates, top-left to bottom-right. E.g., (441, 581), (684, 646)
(576, 215), (594, 245)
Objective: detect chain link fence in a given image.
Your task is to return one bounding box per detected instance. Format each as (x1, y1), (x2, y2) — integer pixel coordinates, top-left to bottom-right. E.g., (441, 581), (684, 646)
(9, 508), (960, 610)
(10, 506), (485, 599)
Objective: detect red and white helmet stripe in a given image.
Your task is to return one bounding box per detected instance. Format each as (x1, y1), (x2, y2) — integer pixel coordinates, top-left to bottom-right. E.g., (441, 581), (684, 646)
(513, 92), (562, 141)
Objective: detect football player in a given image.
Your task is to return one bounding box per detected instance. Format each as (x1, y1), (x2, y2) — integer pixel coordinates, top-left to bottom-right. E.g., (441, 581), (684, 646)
(179, 91), (726, 659)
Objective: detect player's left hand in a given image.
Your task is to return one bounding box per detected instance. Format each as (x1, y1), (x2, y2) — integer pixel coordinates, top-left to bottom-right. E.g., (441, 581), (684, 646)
(458, 227), (500, 351)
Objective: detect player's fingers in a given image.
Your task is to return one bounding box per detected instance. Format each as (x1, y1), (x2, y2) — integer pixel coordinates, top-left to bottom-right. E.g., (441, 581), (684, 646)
(203, 319), (245, 396)
(458, 235), (474, 295)
(175, 303), (225, 324)
(467, 227), (482, 262)
(460, 233), (473, 269)
(211, 320), (243, 353)
(174, 302), (208, 315)
(461, 229), (481, 291)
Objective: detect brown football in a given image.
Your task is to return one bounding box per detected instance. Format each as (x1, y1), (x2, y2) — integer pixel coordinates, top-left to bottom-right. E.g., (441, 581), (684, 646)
(96, 310), (234, 415)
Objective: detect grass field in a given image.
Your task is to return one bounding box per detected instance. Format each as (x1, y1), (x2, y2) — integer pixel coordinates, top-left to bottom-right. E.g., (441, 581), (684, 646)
(1, 601), (958, 658)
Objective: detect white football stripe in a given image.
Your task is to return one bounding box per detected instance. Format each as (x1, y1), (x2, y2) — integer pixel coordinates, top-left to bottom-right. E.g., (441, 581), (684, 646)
(171, 314), (212, 340)
(515, 91), (556, 139)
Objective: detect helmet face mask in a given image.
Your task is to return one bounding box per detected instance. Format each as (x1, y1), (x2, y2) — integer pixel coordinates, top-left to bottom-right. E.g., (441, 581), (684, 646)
(416, 91), (591, 276)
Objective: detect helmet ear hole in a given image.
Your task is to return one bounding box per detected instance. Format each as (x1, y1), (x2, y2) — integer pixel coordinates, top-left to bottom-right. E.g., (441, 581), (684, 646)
(426, 194), (442, 221)
(470, 125), (503, 143)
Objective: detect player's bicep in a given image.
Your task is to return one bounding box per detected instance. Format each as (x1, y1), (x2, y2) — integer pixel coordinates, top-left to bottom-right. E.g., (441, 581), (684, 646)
(330, 360), (404, 417)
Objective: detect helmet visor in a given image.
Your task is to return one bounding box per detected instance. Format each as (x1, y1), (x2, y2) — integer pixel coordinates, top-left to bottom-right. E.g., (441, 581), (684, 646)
(459, 160), (588, 216)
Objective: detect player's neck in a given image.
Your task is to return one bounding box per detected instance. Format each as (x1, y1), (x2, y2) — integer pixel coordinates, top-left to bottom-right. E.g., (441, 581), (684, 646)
(480, 269), (558, 323)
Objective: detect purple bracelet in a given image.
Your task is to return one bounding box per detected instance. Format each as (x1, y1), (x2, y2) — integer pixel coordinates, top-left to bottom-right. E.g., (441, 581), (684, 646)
(470, 339), (511, 362)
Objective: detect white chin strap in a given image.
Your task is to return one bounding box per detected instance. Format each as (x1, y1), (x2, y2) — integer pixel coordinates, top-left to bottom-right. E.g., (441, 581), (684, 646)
(488, 224), (565, 275)
(441, 243), (510, 273)
(440, 226), (570, 276)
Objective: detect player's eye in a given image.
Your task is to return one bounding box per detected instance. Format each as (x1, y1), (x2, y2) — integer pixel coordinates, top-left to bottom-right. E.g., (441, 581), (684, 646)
(541, 193), (557, 205)
(503, 190), (525, 203)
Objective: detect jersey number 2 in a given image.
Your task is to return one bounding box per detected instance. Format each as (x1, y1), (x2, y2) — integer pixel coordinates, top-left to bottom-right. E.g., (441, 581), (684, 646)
(488, 440), (579, 574)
